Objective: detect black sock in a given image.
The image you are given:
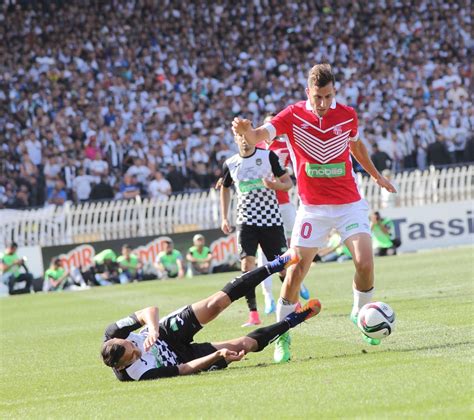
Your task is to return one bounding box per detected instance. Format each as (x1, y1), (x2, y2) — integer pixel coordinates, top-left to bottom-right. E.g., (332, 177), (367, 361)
(278, 273), (285, 284)
(222, 266), (271, 302)
(247, 321), (290, 352)
(245, 288), (257, 311)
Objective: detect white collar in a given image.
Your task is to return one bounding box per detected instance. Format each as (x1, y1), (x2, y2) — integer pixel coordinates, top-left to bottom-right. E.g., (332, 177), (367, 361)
(305, 98), (337, 112)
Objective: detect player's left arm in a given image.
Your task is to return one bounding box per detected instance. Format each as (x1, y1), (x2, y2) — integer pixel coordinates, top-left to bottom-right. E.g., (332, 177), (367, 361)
(263, 151), (293, 192)
(177, 348), (245, 376)
(349, 139), (397, 193)
(204, 249), (213, 263)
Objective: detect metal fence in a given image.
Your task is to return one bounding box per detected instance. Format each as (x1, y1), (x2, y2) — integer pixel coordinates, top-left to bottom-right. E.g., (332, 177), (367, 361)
(1, 165), (472, 247)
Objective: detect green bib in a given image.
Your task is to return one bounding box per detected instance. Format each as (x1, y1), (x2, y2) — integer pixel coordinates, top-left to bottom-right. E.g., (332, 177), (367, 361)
(0, 252), (21, 278)
(94, 249), (117, 264)
(238, 179), (265, 193)
(45, 267), (66, 281)
(117, 255), (139, 274)
(158, 250), (182, 275)
(188, 246), (211, 261)
(372, 219), (394, 249)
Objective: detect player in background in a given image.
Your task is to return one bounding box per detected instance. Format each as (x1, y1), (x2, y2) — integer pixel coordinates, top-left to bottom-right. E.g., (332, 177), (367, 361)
(101, 249), (321, 381)
(220, 133), (292, 327)
(117, 244), (144, 283)
(0, 242), (33, 295)
(232, 63), (396, 363)
(256, 114), (310, 314)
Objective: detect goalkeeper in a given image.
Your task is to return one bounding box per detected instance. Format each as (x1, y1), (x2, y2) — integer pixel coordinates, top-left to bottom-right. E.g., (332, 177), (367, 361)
(101, 248), (321, 381)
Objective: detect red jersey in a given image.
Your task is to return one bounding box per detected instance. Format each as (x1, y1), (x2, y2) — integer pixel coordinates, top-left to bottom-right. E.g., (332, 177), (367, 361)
(256, 137), (291, 204)
(264, 99), (361, 205)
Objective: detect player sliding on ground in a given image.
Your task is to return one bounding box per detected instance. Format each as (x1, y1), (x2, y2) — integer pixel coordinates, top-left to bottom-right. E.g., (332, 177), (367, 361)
(101, 248), (321, 381)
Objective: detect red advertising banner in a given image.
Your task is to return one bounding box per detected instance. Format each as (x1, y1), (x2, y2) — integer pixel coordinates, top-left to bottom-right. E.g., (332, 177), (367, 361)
(41, 229), (239, 274)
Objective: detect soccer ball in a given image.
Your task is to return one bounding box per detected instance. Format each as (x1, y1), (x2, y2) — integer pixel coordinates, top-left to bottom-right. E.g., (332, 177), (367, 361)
(357, 302), (395, 339)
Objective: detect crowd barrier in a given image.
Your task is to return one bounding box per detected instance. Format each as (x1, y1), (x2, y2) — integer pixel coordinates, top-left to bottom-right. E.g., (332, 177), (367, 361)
(1, 165), (473, 248)
(12, 198), (474, 279)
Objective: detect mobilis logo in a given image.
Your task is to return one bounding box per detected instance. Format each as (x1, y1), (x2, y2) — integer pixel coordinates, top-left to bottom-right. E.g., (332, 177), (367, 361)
(57, 244), (95, 273)
(209, 233), (239, 265)
(133, 236), (174, 265)
(306, 163), (346, 178)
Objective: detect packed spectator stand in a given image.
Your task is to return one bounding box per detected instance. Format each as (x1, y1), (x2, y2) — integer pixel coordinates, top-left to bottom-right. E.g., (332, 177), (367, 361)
(1, 0), (472, 210)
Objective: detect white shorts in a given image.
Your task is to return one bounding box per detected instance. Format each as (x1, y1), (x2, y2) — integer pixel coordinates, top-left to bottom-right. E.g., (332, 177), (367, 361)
(291, 199), (371, 248)
(279, 202), (296, 238)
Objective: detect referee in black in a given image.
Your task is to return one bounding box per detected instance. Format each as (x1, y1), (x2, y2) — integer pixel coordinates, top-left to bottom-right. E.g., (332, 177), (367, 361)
(220, 133), (293, 326)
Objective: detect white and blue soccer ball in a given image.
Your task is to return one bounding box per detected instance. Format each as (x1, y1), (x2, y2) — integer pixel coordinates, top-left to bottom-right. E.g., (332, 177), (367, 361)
(357, 302), (395, 339)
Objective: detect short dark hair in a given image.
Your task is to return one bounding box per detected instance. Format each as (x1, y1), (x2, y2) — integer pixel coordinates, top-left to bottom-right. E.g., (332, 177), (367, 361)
(307, 63), (335, 88)
(101, 341), (126, 368)
(8, 242), (18, 249)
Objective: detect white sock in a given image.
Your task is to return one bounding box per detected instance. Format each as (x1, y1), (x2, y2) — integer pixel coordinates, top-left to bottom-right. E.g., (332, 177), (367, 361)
(276, 297), (297, 322)
(261, 277), (273, 300)
(258, 248), (273, 300)
(351, 287), (374, 318)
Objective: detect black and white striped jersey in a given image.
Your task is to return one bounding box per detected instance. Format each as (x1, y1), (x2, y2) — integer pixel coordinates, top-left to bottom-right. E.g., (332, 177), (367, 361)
(104, 314), (180, 381)
(222, 148), (286, 227)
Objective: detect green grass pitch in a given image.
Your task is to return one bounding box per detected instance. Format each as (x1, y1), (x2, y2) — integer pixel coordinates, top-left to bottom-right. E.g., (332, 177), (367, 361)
(1, 247), (473, 419)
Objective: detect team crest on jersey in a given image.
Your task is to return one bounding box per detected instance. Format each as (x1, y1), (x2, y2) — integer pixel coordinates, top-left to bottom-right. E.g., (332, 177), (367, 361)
(333, 125), (343, 135)
(256, 158), (262, 166)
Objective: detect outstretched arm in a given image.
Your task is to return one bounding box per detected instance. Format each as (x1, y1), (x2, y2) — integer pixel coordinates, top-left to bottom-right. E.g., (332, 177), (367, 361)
(232, 117), (271, 146)
(350, 140), (397, 193)
(177, 348), (245, 375)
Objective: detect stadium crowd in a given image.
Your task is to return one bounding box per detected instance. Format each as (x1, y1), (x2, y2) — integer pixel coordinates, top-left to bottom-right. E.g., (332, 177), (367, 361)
(1, 0), (472, 209)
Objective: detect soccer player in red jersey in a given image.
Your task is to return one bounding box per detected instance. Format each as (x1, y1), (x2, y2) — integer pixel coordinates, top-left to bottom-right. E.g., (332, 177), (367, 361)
(232, 63), (396, 363)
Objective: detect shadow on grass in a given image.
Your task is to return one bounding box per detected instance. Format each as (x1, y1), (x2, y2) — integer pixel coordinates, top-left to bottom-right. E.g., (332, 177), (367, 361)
(224, 340), (473, 373)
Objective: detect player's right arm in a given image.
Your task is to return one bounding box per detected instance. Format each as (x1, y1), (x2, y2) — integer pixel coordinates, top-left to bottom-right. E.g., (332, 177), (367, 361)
(104, 307), (159, 351)
(186, 249), (196, 263)
(177, 349), (245, 375)
(232, 107), (292, 145)
(232, 117), (270, 145)
(220, 161), (234, 234)
(220, 187), (232, 234)
(135, 306), (160, 350)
